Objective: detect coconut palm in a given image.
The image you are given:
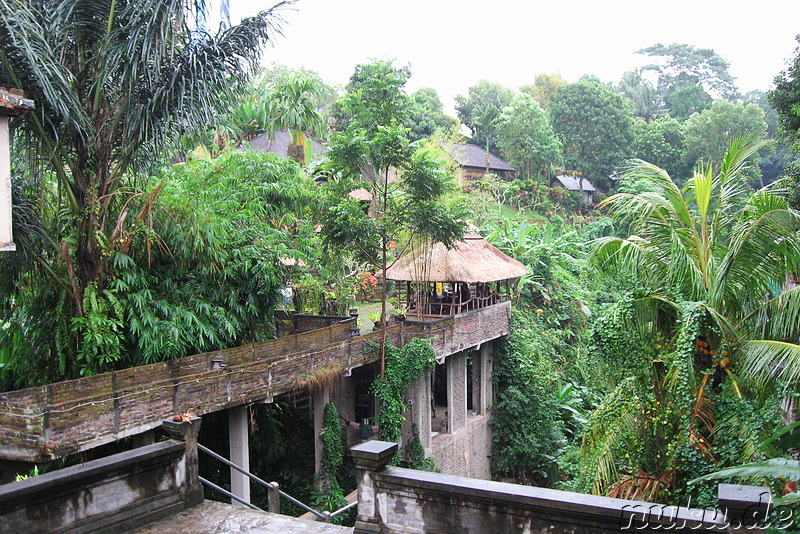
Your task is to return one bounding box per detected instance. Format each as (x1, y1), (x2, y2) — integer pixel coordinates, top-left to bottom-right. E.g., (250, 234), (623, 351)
(583, 135), (800, 499)
(594, 135), (800, 377)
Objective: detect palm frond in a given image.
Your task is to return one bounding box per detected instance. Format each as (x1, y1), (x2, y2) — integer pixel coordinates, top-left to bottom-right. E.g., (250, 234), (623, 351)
(613, 159), (694, 230)
(744, 340), (800, 389)
(581, 377), (641, 495)
(713, 201), (800, 314)
(0, 0), (91, 133)
(692, 457), (800, 483)
(742, 286), (800, 342)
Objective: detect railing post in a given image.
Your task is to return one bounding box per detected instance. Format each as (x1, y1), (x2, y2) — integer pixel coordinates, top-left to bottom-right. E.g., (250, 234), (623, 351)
(268, 481), (280, 514)
(161, 416), (203, 508)
(323, 510), (332, 523)
(351, 440), (398, 534)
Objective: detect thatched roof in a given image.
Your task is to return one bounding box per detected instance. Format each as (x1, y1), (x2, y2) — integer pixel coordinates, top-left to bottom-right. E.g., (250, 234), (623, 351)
(383, 232), (528, 283)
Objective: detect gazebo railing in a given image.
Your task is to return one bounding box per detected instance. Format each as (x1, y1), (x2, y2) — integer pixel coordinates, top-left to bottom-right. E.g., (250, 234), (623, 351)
(407, 291), (507, 317)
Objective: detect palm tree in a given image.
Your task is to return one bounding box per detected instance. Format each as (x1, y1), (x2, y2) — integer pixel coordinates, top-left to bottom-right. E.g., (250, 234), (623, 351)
(619, 69), (665, 123)
(1, 0), (288, 285)
(265, 74), (328, 165)
(595, 135), (800, 373)
(0, 0), (289, 381)
(584, 135), (800, 498)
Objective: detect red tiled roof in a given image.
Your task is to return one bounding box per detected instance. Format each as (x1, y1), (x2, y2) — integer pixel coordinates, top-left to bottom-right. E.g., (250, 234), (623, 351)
(0, 87), (34, 117)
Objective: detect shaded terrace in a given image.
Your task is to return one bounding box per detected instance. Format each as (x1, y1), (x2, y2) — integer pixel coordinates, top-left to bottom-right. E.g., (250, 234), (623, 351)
(384, 231), (528, 319)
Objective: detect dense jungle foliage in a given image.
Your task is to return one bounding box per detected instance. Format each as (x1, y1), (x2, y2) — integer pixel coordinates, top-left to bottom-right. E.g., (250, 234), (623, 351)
(3, 1), (800, 522)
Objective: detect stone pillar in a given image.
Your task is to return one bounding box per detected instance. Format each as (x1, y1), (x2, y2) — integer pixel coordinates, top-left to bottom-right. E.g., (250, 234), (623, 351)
(313, 384), (332, 475)
(480, 341), (493, 415)
(162, 416), (203, 508)
(0, 116), (13, 252)
(402, 370), (431, 454)
(447, 351), (467, 433)
(471, 347), (482, 415)
(351, 440), (398, 534)
(228, 405), (250, 504)
(419, 370), (431, 448)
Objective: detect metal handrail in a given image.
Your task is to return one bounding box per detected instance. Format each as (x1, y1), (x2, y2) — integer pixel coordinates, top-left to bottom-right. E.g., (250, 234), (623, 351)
(330, 499), (358, 518)
(198, 442), (334, 521)
(199, 476), (262, 511)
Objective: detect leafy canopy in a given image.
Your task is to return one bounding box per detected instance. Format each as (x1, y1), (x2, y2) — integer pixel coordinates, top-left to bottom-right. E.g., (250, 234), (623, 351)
(495, 93), (562, 183)
(549, 79), (634, 185)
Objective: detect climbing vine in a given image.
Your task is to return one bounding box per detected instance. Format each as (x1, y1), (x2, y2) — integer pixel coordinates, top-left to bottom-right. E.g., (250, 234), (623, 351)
(405, 424), (437, 472)
(316, 402), (347, 517)
(371, 338), (437, 445)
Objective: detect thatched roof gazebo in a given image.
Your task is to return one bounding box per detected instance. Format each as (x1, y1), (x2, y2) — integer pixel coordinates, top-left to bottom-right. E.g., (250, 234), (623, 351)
(383, 231), (528, 318)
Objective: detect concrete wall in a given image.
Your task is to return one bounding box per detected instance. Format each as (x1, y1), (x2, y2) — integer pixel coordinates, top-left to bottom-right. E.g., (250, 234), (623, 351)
(0, 116), (12, 251)
(351, 442), (755, 534)
(0, 418), (202, 534)
(370, 467), (731, 533)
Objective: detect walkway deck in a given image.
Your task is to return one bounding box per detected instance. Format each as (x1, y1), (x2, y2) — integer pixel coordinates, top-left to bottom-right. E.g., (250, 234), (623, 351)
(129, 501), (353, 534)
(0, 302), (512, 462)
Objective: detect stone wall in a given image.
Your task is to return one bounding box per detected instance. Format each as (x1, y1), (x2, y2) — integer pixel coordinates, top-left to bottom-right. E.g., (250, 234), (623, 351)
(351, 442), (764, 534)
(0, 316), (371, 462)
(429, 414), (492, 479)
(0, 418), (202, 534)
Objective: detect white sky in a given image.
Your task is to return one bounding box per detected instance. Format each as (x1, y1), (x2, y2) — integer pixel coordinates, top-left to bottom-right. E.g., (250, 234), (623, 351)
(228, 0), (800, 113)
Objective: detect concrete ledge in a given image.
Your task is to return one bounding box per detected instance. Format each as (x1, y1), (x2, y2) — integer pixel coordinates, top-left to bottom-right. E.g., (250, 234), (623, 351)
(371, 466), (729, 533)
(0, 440), (190, 534)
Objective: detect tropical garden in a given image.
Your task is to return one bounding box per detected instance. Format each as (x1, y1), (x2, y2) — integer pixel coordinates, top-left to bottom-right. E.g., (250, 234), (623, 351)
(2, 0), (800, 527)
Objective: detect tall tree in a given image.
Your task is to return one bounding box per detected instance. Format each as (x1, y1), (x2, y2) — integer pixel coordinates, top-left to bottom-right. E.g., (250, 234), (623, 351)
(638, 42), (739, 102)
(769, 35), (800, 147)
(0, 0), (289, 383)
(520, 73), (568, 110)
(495, 94), (562, 182)
(631, 116), (688, 180)
(549, 79), (634, 188)
(682, 100), (769, 185)
(408, 87), (459, 142)
(323, 60), (464, 376)
(664, 83), (712, 121)
(768, 35), (800, 207)
(454, 80), (514, 154)
(617, 69), (664, 123)
(1, 0), (287, 282)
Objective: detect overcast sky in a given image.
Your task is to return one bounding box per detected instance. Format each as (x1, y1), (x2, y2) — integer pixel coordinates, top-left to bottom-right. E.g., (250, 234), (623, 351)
(229, 0), (800, 113)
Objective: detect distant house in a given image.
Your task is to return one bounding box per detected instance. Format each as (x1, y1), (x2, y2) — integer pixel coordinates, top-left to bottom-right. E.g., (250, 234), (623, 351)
(551, 174), (596, 204)
(243, 129), (329, 164)
(441, 142), (517, 185)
